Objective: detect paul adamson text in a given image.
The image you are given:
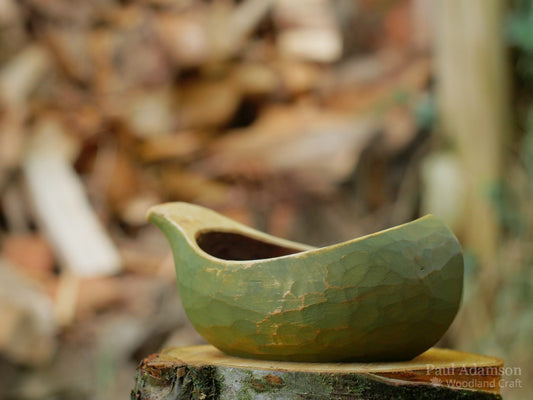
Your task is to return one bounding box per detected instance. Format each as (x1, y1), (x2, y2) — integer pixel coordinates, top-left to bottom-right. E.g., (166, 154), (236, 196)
(426, 364), (522, 390)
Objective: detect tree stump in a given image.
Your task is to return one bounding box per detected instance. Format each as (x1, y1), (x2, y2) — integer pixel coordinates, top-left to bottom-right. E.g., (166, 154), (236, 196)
(132, 345), (503, 400)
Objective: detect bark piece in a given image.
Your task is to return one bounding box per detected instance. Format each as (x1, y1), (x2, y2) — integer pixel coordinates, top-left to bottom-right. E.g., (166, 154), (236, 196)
(133, 345), (503, 399)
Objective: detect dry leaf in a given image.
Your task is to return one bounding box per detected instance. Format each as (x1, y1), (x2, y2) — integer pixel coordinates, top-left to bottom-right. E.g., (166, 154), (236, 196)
(137, 130), (206, 162)
(156, 12), (211, 67)
(2, 234), (55, 280)
(158, 167), (234, 207)
(231, 62), (280, 97)
(177, 79), (241, 129)
(45, 28), (93, 83)
(274, 59), (322, 95)
(198, 104), (379, 190)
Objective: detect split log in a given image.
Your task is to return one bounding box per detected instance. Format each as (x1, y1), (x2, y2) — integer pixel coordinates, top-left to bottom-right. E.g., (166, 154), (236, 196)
(133, 345), (503, 400)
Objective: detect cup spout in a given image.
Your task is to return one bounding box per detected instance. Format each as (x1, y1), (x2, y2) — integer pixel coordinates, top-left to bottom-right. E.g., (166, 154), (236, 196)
(147, 202), (311, 263)
(147, 203), (199, 271)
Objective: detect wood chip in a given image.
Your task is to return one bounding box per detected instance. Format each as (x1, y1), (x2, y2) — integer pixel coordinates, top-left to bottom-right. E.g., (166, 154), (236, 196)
(277, 28), (342, 62)
(0, 45), (51, 109)
(122, 88), (177, 138)
(274, 0), (342, 62)
(156, 12), (211, 67)
(23, 118), (122, 277)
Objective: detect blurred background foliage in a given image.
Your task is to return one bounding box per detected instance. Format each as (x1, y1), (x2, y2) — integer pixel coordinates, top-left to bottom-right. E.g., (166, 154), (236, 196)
(0, 0), (531, 399)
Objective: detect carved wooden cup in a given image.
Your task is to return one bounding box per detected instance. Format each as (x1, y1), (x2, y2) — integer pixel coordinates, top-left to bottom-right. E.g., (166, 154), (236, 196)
(148, 202), (463, 362)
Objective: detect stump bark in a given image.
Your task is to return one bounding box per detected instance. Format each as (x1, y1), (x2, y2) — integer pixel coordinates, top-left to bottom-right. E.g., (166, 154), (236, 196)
(132, 345), (503, 400)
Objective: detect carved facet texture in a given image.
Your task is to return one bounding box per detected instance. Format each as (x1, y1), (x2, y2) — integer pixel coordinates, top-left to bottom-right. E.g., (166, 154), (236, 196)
(148, 202), (463, 362)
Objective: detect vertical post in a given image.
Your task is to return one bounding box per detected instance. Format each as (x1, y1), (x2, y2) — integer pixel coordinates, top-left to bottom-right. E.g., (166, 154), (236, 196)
(435, 0), (511, 346)
(436, 0), (510, 275)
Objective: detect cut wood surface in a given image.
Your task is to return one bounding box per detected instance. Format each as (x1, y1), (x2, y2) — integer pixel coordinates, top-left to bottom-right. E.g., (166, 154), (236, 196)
(133, 345), (503, 399)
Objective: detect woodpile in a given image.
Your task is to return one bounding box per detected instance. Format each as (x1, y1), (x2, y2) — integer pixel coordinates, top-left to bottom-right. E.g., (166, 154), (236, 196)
(0, 1), (433, 398)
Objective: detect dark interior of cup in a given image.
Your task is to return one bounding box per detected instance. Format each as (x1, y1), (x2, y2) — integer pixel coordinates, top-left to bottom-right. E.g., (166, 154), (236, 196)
(196, 231), (302, 261)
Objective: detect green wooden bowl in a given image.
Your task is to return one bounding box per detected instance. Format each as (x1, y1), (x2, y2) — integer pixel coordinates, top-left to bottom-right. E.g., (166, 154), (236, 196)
(148, 202), (463, 362)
